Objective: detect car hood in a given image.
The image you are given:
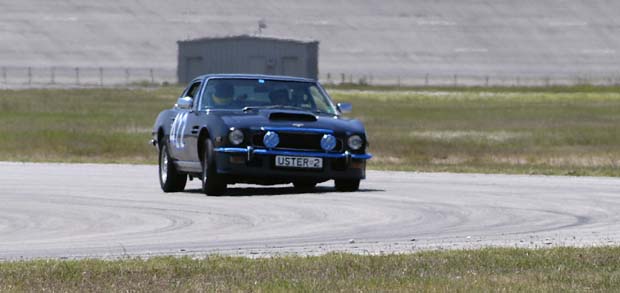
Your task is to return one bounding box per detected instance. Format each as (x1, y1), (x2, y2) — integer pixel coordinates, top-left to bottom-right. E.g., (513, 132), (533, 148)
(215, 109), (366, 134)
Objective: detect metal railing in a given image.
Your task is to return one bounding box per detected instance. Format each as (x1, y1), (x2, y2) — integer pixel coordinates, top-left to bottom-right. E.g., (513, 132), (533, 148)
(319, 72), (620, 87)
(0, 66), (176, 88)
(2, 66), (620, 88)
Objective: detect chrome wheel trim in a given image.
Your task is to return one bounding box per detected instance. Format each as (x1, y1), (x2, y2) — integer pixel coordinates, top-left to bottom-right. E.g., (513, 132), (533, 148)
(202, 151), (208, 183)
(160, 146), (168, 183)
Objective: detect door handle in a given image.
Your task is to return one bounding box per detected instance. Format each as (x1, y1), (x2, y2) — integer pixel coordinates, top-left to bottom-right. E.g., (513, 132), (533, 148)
(191, 126), (200, 134)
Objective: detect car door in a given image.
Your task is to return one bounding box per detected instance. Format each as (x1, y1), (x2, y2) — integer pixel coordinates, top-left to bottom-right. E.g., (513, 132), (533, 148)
(169, 81), (201, 161)
(182, 80), (206, 163)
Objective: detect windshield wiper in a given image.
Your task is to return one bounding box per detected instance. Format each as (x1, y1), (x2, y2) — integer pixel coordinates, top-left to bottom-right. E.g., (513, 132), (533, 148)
(267, 105), (308, 111)
(242, 106), (263, 112)
(242, 105), (335, 115)
(242, 105), (309, 112)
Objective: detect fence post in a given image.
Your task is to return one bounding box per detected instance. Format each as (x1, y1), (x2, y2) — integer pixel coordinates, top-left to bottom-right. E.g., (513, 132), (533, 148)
(425, 73), (429, 86)
(397, 76), (401, 88)
(75, 67), (80, 85)
(150, 68), (154, 84)
(340, 73), (345, 84)
(453, 74), (457, 87)
(51, 67), (55, 84)
(125, 68), (130, 84)
(485, 76), (489, 87)
(27, 67), (32, 85)
(99, 67), (104, 87)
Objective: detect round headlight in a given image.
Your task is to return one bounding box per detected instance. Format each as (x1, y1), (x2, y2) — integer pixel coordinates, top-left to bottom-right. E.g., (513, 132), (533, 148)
(320, 134), (337, 151)
(263, 131), (280, 149)
(228, 129), (244, 145)
(347, 135), (363, 150)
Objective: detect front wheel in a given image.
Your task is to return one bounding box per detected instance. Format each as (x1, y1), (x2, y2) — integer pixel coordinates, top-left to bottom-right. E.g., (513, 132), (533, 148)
(335, 179), (360, 192)
(202, 138), (227, 196)
(159, 141), (187, 192)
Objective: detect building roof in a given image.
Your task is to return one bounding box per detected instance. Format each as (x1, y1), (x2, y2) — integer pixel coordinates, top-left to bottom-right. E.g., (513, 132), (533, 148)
(178, 34), (318, 45)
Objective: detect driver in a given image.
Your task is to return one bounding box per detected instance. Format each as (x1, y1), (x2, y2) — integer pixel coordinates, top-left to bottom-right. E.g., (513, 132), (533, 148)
(212, 82), (235, 106)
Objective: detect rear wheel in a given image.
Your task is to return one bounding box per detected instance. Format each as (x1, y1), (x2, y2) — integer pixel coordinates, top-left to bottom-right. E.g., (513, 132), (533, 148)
(202, 138), (227, 196)
(159, 141), (187, 192)
(335, 179), (360, 192)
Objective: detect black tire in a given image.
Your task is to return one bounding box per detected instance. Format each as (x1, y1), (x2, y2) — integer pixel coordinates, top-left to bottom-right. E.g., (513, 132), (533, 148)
(335, 179), (360, 192)
(293, 181), (317, 192)
(202, 138), (227, 196)
(159, 141), (187, 192)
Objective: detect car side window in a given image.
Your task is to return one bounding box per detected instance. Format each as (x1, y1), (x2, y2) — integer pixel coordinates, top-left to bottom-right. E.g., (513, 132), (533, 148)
(185, 82), (202, 98)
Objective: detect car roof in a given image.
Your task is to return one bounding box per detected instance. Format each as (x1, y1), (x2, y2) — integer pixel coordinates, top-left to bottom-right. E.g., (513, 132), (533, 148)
(192, 74), (317, 83)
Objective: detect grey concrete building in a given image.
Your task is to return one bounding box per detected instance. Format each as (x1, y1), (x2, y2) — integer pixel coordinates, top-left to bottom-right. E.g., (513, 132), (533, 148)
(177, 35), (319, 83)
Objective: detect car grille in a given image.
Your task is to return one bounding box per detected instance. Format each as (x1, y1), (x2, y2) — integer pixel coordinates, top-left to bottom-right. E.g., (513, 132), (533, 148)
(252, 132), (343, 152)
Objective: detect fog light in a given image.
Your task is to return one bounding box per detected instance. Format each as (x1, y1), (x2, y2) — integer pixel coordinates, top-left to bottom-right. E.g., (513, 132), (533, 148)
(320, 134), (337, 151)
(263, 131), (279, 149)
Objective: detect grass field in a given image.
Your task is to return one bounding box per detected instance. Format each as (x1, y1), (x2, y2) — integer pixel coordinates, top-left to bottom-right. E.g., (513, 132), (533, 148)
(1, 86), (619, 176)
(0, 87), (179, 163)
(2, 247), (620, 291)
(346, 88), (620, 176)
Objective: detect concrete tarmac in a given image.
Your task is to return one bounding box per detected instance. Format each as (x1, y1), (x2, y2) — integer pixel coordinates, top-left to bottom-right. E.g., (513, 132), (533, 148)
(1, 162), (620, 260)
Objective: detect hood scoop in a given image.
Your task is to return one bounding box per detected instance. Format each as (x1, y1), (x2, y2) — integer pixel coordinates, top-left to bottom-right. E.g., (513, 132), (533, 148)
(269, 111), (317, 122)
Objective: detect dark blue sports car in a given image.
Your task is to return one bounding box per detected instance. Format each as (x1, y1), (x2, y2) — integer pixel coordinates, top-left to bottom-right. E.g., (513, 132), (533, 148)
(151, 74), (372, 195)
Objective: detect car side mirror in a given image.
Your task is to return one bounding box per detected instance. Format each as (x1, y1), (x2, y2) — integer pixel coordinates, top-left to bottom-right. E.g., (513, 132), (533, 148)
(337, 102), (352, 113)
(175, 96), (194, 110)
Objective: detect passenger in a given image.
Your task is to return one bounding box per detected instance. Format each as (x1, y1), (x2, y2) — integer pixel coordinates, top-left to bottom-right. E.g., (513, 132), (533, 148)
(212, 82), (235, 106)
(269, 88), (290, 106)
(291, 88), (313, 109)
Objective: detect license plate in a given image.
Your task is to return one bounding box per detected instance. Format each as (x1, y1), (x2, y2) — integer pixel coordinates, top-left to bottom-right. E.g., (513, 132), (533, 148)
(275, 156), (323, 169)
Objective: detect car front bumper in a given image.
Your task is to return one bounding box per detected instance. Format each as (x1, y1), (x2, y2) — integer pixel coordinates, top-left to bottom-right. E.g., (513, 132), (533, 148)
(214, 147), (371, 182)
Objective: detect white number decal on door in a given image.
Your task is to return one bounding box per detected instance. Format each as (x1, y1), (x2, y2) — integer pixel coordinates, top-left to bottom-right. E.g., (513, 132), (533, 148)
(169, 112), (188, 149)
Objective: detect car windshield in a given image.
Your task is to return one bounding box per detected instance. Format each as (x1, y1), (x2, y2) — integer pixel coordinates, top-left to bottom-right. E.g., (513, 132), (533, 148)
(200, 78), (338, 115)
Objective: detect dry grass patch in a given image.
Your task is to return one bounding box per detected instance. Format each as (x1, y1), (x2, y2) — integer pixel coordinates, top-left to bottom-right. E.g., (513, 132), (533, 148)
(410, 130), (530, 142)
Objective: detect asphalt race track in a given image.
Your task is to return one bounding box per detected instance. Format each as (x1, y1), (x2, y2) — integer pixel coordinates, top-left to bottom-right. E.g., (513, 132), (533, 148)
(1, 162), (620, 260)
